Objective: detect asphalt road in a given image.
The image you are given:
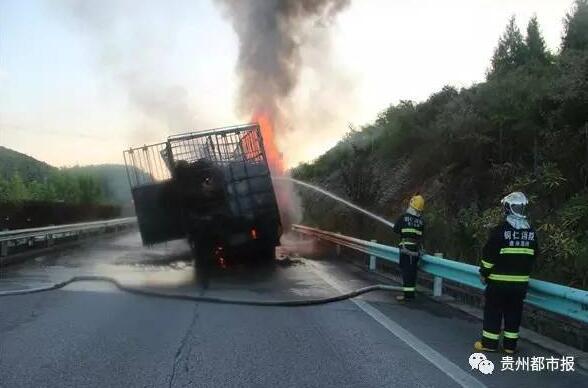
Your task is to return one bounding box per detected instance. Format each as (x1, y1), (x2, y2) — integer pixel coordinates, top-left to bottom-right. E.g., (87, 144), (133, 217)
(0, 232), (586, 387)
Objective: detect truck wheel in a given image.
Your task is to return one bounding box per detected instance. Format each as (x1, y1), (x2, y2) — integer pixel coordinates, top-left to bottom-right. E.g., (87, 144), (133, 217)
(256, 245), (275, 264)
(193, 242), (213, 289)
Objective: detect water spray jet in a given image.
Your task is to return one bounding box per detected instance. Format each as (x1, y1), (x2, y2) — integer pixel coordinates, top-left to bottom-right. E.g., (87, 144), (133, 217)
(272, 176), (395, 229)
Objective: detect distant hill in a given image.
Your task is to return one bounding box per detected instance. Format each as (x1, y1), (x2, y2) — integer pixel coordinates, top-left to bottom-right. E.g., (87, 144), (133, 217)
(0, 146), (57, 182)
(0, 147), (135, 205)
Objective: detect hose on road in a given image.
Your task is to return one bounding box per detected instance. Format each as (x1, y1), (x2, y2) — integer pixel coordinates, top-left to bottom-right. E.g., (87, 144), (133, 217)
(0, 275), (403, 306)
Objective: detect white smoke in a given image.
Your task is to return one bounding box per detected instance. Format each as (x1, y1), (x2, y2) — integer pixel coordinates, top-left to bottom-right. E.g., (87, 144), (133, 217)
(59, 0), (207, 143)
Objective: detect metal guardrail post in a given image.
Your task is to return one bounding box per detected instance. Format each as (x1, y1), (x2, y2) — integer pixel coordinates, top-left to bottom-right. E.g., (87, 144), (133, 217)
(47, 233), (54, 247)
(369, 240), (377, 271)
(1, 240), (7, 257)
(1, 228), (8, 257)
(433, 253), (444, 297)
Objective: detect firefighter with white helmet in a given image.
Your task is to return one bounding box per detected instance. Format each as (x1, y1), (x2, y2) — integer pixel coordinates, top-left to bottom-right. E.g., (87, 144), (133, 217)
(475, 192), (538, 353)
(393, 194), (425, 301)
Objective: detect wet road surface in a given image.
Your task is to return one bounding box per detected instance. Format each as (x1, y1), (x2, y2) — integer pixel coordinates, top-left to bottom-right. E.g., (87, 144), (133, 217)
(0, 232), (586, 387)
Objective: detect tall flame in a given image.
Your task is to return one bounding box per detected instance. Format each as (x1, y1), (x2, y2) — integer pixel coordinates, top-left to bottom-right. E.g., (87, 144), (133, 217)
(252, 111), (284, 176)
(252, 111), (300, 228)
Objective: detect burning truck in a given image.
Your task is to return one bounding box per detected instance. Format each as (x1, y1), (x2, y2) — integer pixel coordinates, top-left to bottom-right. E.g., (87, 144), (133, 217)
(123, 124), (282, 267)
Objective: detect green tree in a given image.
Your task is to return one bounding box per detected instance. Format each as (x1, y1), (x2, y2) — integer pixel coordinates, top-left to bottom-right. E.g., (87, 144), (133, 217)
(77, 175), (103, 204)
(489, 16), (526, 78)
(50, 172), (81, 203)
(6, 173), (30, 202)
(525, 15), (550, 65)
(27, 179), (57, 201)
(43, 182), (58, 202)
(27, 181), (45, 201)
(562, 0), (588, 51)
(0, 175), (9, 202)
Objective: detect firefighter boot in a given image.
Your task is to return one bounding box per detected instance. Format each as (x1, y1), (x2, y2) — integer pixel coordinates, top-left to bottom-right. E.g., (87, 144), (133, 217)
(474, 341), (497, 353)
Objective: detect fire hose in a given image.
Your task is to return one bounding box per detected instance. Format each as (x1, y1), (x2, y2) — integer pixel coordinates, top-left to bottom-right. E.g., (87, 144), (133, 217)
(0, 275), (403, 306)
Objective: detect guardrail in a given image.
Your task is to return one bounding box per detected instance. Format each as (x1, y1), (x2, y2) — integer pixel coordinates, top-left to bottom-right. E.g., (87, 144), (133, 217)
(292, 224), (588, 324)
(0, 217), (137, 259)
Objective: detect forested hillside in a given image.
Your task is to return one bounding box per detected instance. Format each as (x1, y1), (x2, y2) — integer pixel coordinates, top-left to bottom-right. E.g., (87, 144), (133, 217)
(293, 1), (588, 289)
(0, 148), (139, 227)
(0, 149), (133, 205)
(0, 146), (56, 181)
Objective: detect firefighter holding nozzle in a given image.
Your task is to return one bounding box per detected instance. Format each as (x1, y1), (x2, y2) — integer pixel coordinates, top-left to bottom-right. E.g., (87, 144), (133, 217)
(393, 194), (425, 301)
(475, 192), (538, 354)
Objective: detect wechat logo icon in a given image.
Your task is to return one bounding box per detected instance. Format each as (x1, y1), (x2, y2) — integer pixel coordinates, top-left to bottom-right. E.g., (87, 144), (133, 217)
(469, 353), (494, 375)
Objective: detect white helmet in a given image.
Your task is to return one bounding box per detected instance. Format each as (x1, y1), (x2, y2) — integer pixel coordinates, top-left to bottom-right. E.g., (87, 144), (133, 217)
(501, 192), (528, 218)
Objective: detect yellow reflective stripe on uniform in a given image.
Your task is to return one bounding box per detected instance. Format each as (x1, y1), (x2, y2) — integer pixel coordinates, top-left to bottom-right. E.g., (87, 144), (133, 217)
(480, 259), (494, 269)
(500, 247), (535, 255)
(488, 274), (529, 282)
(503, 331), (519, 339)
(400, 241), (417, 245)
(482, 330), (500, 340)
(401, 228), (422, 235)
(403, 287), (415, 291)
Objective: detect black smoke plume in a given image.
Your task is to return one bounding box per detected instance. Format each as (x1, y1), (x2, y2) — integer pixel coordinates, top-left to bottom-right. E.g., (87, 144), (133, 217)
(217, 0), (350, 123)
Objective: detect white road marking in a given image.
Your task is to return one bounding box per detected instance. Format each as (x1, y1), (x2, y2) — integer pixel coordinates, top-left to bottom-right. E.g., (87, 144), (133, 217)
(307, 261), (487, 388)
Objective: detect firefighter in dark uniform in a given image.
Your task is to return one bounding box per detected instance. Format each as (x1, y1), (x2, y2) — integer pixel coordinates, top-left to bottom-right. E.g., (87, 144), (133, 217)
(393, 194), (425, 301)
(475, 192), (538, 354)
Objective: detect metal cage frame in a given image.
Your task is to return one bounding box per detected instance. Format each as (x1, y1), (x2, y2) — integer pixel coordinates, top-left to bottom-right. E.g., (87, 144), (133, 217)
(123, 123), (267, 189)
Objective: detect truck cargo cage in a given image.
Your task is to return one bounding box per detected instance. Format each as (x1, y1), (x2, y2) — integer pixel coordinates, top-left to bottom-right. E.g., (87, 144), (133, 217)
(123, 124), (280, 246)
(167, 123), (266, 165)
(123, 124), (267, 188)
(123, 142), (172, 188)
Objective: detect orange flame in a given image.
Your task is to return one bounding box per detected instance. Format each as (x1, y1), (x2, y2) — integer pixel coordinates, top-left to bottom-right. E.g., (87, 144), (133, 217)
(252, 111), (284, 176)
(252, 111), (299, 229)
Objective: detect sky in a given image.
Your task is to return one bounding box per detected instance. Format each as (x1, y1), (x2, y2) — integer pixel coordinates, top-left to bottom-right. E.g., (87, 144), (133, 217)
(0, 0), (576, 168)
